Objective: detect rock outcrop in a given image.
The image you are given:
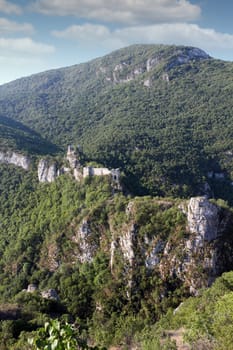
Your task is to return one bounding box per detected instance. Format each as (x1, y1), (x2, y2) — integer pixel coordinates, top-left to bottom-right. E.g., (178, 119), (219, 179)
(166, 48), (210, 70)
(41, 289), (59, 301)
(72, 219), (97, 263)
(37, 146), (121, 187)
(109, 197), (232, 296)
(0, 151), (31, 170)
(119, 224), (136, 267)
(101, 46), (210, 86)
(159, 197), (231, 294)
(38, 159), (59, 182)
(186, 196), (219, 242)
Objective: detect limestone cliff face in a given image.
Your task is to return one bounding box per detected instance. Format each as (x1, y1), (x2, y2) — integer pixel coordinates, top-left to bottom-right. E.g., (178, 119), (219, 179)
(71, 219), (98, 263)
(159, 197), (232, 294)
(101, 46), (210, 86)
(44, 196), (233, 298)
(0, 151), (31, 170)
(186, 197), (219, 242)
(38, 159), (59, 182)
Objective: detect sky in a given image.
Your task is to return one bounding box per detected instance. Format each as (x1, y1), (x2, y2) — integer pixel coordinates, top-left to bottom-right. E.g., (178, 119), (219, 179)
(0, 0), (233, 85)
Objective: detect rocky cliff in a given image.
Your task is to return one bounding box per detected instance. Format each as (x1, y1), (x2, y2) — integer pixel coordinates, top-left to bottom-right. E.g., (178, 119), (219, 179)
(37, 146), (121, 188)
(38, 159), (59, 182)
(102, 46), (210, 86)
(40, 196), (233, 298)
(0, 151), (31, 170)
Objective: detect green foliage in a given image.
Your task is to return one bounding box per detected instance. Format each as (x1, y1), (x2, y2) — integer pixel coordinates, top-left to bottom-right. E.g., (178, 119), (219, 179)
(212, 292), (233, 349)
(1, 44), (233, 200)
(0, 164), (207, 348)
(151, 271), (233, 349)
(28, 319), (83, 350)
(0, 115), (59, 155)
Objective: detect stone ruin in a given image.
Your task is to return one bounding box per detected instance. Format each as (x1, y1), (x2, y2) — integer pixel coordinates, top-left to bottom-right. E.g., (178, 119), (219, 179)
(38, 145), (121, 190)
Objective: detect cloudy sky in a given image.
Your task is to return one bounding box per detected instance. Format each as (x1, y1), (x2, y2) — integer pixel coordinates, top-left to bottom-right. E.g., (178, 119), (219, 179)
(0, 0), (233, 85)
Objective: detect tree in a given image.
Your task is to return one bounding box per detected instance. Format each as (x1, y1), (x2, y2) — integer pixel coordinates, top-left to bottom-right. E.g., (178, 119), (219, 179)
(28, 319), (105, 350)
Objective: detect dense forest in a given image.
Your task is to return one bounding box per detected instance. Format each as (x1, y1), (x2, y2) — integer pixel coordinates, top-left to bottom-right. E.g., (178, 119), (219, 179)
(1, 44), (233, 200)
(1, 44), (233, 349)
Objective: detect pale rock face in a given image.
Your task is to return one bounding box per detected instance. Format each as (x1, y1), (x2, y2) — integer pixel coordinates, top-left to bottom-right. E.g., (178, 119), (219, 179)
(119, 224), (136, 266)
(27, 284), (38, 293)
(146, 57), (160, 71)
(73, 220), (96, 263)
(38, 159), (58, 182)
(167, 47), (210, 70)
(144, 78), (152, 87)
(110, 240), (117, 271)
(187, 197), (219, 241)
(145, 240), (164, 268)
(0, 151), (30, 170)
(41, 289), (59, 301)
(158, 197), (225, 294)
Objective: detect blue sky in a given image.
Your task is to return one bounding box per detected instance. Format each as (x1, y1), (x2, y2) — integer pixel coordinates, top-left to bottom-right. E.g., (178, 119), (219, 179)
(0, 0), (233, 85)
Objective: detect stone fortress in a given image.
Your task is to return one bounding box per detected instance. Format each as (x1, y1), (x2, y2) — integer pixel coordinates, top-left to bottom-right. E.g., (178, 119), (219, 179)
(38, 145), (121, 189)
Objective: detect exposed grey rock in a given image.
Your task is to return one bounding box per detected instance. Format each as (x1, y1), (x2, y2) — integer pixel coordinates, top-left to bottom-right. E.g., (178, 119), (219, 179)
(186, 197), (219, 241)
(27, 284), (38, 293)
(0, 151), (30, 170)
(41, 289), (59, 301)
(167, 47), (210, 70)
(72, 219), (96, 263)
(119, 224), (136, 267)
(38, 159), (59, 182)
(110, 240), (117, 271)
(158, 196), (229, 294)
(146, 57), (160, 71)
(144, 78), (152, 87)
(145, 240), (164, 268)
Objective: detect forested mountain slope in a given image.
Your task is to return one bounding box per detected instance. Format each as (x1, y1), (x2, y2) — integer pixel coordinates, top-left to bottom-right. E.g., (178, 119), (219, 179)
(1, 44), (233, 199)
(0, 166), (233, 349)
(0, 115), (59, 155)
(1, 44), (233, 349)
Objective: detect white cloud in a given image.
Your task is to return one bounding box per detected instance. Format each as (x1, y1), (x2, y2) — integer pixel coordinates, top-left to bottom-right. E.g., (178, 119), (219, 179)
(53, 23), (111, 41)
(0, 0), (21, 14)
(0, 55), (54, 85)
(0, 37), (56, 84)
(0, 37), (55, 54)
(52, 22), (233, 54)
(33, 0), (200, 24)
(0, 17), (34, 34)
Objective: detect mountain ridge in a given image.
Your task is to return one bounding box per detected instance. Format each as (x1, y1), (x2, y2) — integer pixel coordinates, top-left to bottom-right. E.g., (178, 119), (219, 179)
(1, 45), (233, 348)
(0, 44), (233, 200)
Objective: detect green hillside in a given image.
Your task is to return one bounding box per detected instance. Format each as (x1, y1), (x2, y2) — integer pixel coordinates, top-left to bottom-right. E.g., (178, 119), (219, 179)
(1, 45), (233, 349)
(0, 166), (233, 349)
(1, 44), (233, 199)
(0, 115), (59, 155)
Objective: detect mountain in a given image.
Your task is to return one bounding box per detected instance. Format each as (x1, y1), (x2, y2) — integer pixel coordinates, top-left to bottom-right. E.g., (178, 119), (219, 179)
(1, 44), (233, 348)
(1, 44), (233, 200)
(0, 166), (233, 349)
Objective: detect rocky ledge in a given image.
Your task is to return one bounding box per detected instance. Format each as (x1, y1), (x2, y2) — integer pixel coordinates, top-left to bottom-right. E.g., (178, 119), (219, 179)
(0, 151), (31, 170)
